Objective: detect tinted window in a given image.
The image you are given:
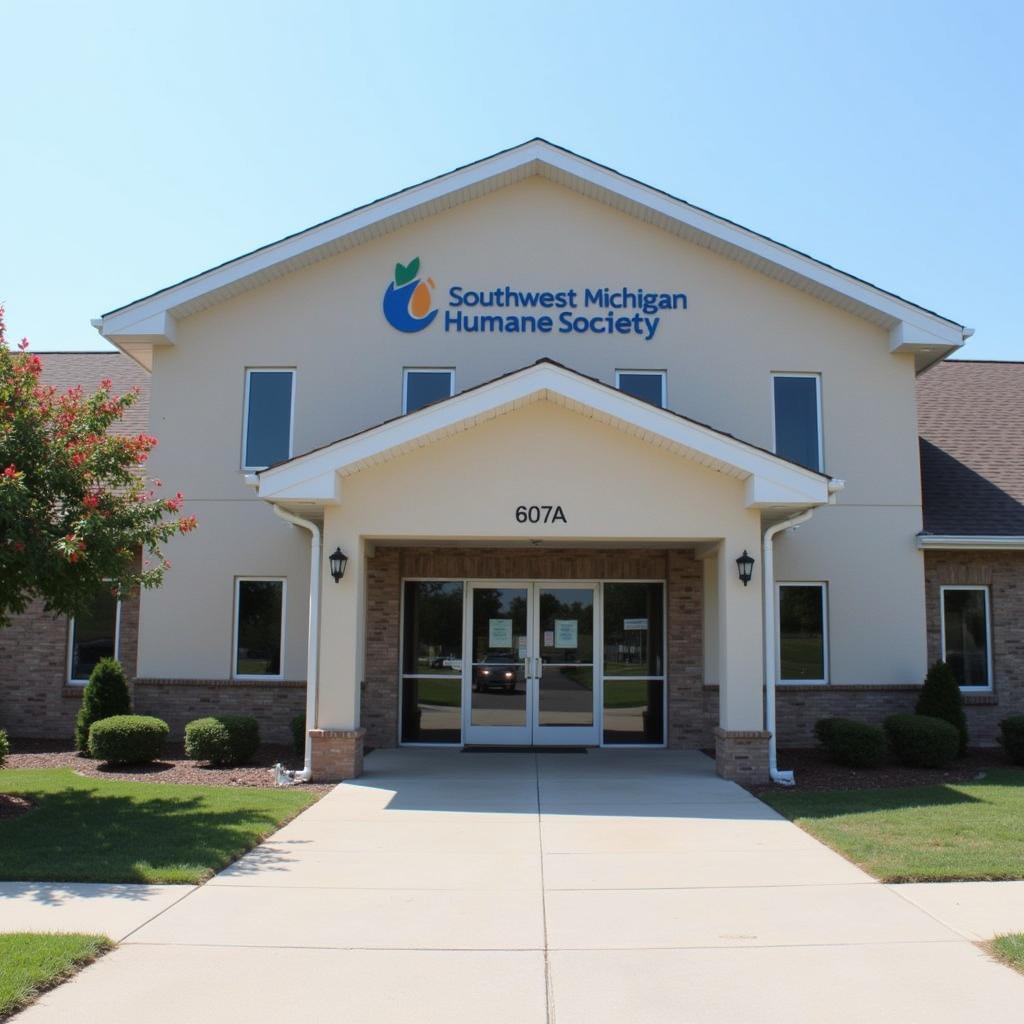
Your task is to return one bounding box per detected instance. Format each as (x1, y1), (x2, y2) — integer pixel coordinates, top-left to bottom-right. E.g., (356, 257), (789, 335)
(236, 580), (284, 676)
(773, 375), (820, 470)
(603, 583), (664, 677)
(244, 370), (293, 469)
(405, 370), (453, 413)
(942, 588), (990, 687)
(617, 372), (665, 407)
(401, 581), (464, 743)
(70, 591), (118, 681)
(779, 584), (826, 681)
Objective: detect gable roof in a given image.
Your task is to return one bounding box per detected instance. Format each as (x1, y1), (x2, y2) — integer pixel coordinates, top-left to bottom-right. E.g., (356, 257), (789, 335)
(255, 359), (836, 512)
(94, 139), (968, 371)
(38, 351), (150, 436)
(917, 360), (1024, 543)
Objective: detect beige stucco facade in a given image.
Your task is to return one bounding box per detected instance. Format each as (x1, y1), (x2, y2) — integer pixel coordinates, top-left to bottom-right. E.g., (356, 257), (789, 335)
(82, 141), (974, 780)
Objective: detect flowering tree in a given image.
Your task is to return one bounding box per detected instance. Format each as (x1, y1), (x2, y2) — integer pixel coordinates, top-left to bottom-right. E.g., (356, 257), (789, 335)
(0, 306), (195, 626)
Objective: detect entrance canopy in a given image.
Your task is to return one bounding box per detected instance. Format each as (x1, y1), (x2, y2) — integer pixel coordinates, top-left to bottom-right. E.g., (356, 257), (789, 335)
(255, 359), (835, 513)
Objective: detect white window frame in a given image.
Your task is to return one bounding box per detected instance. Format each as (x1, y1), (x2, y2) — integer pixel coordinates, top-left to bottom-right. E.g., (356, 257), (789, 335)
(67, 595), (122, 686)
(241, 368), (296, 471)
(776, 581), (829, 685)
(232, 576), (287, 681)
(770, 372), (824, 472)
(615, 369), (667, 408)
(402, 367), (455, 415)
(939, 584), (993, 692)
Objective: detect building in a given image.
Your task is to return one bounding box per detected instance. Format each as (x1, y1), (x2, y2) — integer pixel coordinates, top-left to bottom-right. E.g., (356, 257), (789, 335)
(2, 140), (1020, 784)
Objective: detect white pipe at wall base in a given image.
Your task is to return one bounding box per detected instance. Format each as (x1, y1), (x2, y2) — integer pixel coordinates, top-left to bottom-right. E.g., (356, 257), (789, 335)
(762, 507), (816, 786)
(272, 505), (322, 784)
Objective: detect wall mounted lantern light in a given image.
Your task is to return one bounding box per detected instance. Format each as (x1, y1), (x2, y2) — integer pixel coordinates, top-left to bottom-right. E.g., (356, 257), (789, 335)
(329, 547), (348, 583)
(735, 549), (755, 587)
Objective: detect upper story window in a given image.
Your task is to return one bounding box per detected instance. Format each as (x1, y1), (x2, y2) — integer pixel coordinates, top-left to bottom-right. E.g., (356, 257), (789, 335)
(616, 370), (666, 408)
(403, 368), (454, 414)
(243, 369), (294, 470)
(234, 578), (285, 679)
(941, 585), (992, 690)
(772, 373), (822, 471)
(68, 589), (120, 684)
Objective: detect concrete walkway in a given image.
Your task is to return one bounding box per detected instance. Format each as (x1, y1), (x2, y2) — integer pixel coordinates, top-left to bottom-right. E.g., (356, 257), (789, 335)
(15, 749), (1024, 1022)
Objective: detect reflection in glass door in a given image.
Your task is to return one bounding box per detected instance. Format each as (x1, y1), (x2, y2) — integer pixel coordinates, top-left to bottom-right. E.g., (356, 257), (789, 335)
(534, 585), (598, 745)
(465, 585), (531, 745)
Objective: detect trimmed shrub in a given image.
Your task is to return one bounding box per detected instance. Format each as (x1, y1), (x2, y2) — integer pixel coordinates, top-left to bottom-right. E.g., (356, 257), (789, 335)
(884, 713), (960, 768)
(814, 717), (887, 768)
(88, 715), (169, 765)
(184, 715), (260, 767)
(75, 657), (131, 752)
(291, 714), (306, 758)
(916, 660), (968, 755)
(0, 728), (9, 769)
(999, 716), (1024, 765)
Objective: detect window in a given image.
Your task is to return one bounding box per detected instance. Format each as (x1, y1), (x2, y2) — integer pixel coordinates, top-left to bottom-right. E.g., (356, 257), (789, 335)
(941, 586), (992, 689)
(602, 582), (665, 744)
(403, 368), (454, 414)
(401, 581), (463, 743)
(68, 590), (120, 683)
(242, 369), (294, 470)
(777, 583), (828, 683)
(234, 578), (285, 678)
(772, 373), (822, 471)
(616, 370), (666, 408)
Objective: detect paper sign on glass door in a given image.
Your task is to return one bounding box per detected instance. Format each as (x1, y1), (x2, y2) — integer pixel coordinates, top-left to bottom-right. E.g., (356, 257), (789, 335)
(554, 619), (578, 648)
(489, 618), (513, 648)
(623, 618), (649, 631)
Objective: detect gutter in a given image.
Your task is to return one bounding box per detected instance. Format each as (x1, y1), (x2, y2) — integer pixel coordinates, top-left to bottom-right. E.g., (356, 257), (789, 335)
(270, 504), (322, 784)
(762, 480), (845, 786)
(917, 534), (1024, 550)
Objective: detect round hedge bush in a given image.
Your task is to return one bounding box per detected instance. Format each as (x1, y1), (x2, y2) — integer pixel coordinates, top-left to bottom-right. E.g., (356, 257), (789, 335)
(999, 716), (1024, 765)
(88, 715), (169, 765)
(814, 717), (888, 768)
(184, 715), (260, 767)
(883, 713), (959, 768)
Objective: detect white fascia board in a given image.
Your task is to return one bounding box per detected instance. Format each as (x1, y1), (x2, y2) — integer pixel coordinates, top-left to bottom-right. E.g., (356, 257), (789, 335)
(918, 535), (1024, 550)
(745, 473), (830, 508)
(96, 309), (177, 344)
(889, 320), (964, 354)
(257, 362), (830, 507)
(263, 471), (342, 505)
(93, 140), (962, 344)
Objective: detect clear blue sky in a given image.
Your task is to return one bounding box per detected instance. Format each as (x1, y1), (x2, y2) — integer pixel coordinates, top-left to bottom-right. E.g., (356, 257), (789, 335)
(3, 0), (1021, 359)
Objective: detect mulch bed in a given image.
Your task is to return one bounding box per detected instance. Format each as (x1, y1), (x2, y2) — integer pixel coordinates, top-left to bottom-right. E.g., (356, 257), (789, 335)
(746, 746), (1022, 794)
(5, 738), (332, 790)
(0, 793), (34, 820)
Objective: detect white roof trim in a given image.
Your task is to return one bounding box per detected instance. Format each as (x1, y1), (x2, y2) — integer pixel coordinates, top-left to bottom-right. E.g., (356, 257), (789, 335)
(257, 361), (831, 510)
(93, 139), (967, 364)
(918, 535), (1024, 550)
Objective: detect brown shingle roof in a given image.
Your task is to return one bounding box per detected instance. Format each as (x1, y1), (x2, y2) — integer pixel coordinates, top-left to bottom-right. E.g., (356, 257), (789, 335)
(917, 360), (1024, 536)
(36, 351), (150, 437)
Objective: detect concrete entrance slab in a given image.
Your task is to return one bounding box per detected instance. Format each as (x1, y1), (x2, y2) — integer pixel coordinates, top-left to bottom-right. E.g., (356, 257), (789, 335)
(0, 883), (195, 942)
(889, 880), (1024, 940)
(14, 749), (1024, 1023)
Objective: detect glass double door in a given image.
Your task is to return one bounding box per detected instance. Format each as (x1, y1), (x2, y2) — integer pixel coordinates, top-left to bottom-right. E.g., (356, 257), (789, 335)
(464, 582), (598, 746)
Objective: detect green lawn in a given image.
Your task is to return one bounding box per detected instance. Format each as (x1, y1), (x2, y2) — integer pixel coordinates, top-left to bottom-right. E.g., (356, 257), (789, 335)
(0, 933), (111, 1019)
(0, 768), (317, 884)
(761, 768), (1024, 882)
(989, 934), (1024, 975)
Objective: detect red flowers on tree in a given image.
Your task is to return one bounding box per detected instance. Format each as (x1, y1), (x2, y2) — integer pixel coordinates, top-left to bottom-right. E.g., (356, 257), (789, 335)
(0, 306), (195, 625)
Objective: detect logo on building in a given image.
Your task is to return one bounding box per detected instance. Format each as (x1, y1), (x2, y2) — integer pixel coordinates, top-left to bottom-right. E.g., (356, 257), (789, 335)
(382, 257), (437, 332)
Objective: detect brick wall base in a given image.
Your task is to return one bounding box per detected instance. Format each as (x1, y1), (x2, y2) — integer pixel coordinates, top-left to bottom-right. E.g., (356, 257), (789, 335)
(714, 728), (771, 784)
(310, 728), (365, 782)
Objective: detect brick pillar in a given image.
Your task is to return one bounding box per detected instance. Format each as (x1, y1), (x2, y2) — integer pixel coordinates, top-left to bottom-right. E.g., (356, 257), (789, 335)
(309, 727), (365, 782)
(714, 727), (770, 784)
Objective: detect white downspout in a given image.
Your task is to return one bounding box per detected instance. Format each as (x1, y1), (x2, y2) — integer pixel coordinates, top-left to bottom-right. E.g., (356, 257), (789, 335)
(762, 508), (814, 786)
(762, 480), (843, 786)
(272, 505), (321, 784)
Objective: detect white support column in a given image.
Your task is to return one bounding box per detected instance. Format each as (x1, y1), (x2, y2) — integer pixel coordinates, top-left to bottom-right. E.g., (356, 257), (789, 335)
(310, 513), (366, 779)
